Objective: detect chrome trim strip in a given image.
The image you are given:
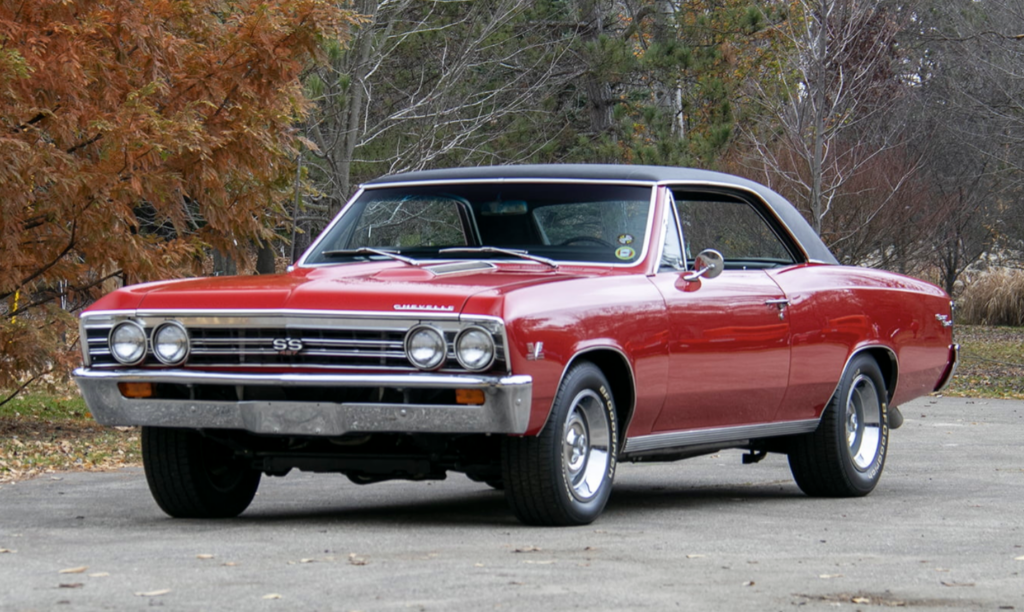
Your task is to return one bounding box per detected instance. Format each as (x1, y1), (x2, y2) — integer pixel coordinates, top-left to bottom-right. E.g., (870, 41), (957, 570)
(83, 309), (465, 321)
(74, 368), (533, 436)
(623, 419), (819, 455)
(74, 367), (530, 389)
(362, 178), (659, 189)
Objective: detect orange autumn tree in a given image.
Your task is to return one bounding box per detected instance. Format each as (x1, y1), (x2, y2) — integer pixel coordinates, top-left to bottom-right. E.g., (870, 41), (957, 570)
(0, 0), (355, 399)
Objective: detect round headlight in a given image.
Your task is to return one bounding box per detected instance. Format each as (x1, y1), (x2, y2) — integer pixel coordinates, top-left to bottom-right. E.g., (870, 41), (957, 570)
(405, 326), (447, 370)
(109, 321), (147, 365)
(455, 327), (495, 371)
(152, 321), (190, 365)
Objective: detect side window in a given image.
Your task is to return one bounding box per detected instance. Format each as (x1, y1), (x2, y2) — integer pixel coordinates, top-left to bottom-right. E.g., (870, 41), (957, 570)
(348, 197), (470, 248)
(674, 192), (795, 267)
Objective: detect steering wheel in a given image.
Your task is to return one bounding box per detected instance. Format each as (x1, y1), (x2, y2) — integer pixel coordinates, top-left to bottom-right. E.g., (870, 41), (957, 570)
(559, 235), (614, 248)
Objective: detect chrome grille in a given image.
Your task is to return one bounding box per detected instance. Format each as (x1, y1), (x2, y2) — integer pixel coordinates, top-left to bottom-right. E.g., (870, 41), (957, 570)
(187, 327), (409, 367)
(81, 312), (507, 373)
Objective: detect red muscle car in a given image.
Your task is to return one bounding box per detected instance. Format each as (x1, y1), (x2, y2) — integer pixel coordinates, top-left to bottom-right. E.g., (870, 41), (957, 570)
(74, 165), (959, 525)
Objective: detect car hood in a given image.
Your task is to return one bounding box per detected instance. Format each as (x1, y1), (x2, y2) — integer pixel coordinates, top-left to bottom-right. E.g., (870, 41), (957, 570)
(94, 261), (599, 315)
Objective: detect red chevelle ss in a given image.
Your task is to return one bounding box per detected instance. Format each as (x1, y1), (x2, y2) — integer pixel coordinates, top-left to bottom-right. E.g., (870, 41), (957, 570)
(74, 165), (958, 525)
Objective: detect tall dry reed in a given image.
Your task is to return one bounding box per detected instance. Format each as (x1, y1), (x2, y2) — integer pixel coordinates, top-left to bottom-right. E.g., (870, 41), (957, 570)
(957, 268), (1024, 326)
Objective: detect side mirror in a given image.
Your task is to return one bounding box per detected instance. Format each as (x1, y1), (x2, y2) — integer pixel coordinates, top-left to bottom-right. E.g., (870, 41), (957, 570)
(682, 249), (724, 282)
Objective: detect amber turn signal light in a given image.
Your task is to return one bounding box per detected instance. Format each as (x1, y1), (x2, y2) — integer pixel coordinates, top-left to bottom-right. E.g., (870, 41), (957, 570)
(118, 382), (154, 398)
(455, 389), (485, 405)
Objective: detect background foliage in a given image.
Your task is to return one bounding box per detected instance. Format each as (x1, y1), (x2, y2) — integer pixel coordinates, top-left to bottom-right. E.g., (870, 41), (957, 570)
(0, 0), (354, 397)
(2, 0), (1023, 398)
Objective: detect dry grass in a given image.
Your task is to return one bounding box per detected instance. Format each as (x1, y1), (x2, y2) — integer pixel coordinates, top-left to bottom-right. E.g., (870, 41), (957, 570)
(957, 268), (1024, 326)
(0, 390), (140, 485)
(943, 325), (1024, 400)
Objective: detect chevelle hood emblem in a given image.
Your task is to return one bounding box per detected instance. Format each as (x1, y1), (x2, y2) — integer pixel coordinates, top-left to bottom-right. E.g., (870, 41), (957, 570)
(394, 304), (455, 312)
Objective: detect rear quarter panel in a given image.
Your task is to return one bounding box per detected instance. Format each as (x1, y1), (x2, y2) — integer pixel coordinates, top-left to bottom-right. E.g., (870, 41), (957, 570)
(769, 264), (953, 420)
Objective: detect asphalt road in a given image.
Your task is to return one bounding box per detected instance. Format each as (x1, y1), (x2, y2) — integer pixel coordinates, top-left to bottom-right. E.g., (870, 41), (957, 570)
(1, 396), (1022, 612)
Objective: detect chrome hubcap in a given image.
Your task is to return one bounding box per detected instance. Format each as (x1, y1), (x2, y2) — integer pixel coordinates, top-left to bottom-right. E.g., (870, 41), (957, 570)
(845, 374), (882, 471)
(562, 389), (611, 502)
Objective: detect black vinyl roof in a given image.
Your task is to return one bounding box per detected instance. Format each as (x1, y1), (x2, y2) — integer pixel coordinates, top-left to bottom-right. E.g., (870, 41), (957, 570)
(364, 164), (838, 264)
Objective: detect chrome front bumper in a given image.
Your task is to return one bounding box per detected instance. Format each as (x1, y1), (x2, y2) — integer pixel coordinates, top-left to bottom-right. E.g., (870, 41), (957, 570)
(73, 368), (533, 436)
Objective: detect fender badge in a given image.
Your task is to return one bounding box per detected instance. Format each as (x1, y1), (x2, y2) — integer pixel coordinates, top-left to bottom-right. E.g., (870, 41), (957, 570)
(394, 304), (455, 312)
(526, 342), (545, 360)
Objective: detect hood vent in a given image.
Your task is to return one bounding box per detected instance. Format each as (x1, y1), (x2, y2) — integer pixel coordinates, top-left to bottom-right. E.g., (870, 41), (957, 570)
(425, 261), (496, 275)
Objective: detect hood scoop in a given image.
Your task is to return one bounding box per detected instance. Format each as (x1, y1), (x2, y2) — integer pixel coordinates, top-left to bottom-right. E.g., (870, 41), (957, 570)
(425, 261), (497, 275)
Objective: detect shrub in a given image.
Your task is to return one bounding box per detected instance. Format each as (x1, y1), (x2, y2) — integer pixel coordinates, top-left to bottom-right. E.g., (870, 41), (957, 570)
(957, 268), (1024, 326)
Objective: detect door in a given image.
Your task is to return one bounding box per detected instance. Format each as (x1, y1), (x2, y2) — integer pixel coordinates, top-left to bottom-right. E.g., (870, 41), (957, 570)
(649, 189), (797, 432)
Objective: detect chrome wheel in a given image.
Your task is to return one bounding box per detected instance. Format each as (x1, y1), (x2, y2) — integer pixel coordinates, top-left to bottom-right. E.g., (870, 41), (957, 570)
(845, 374), (882, 471)
(562, 389), (612, 502)
(502, 361), (619, 525)
(788, 354), (889, 497)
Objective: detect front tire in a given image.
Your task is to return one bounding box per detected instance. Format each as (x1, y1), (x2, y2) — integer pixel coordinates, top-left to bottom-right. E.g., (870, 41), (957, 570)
(788, 354), (889, 497)
(502, 362), (618, 526)
(142, 427), (261, 518)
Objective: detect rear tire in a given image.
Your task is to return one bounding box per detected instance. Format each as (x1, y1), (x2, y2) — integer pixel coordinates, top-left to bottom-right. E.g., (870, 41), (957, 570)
(788, 354), (889, 497)
(142, 427), (260, 518)
(502, 362), (618, 526)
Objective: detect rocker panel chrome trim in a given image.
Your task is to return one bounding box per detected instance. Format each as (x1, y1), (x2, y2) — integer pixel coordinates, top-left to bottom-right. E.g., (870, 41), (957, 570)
(622, 418), (819, 455)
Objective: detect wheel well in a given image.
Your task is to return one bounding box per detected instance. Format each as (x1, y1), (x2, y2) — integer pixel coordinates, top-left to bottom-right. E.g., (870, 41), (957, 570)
(859, 347), (898, 403)
(569, 350), (635, 446)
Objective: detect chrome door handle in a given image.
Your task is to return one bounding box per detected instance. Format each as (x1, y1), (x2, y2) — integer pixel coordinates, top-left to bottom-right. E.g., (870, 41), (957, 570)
(766, 298), (789, 320)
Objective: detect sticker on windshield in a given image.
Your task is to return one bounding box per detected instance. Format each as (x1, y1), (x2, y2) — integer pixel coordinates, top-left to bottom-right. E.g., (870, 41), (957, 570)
(615, 246), (636, 260)
(617, 234), (634, 245)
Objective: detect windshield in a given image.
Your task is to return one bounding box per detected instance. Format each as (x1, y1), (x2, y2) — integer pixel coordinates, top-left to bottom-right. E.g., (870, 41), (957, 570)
(303, 183), (654, 266)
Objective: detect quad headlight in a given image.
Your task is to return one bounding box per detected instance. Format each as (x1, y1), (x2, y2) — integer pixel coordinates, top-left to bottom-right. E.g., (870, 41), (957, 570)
(109, 321), (147, 365)
(405, 325), (447, 370)
(455, 327), (495, 371)
(152, 321), (190, 365)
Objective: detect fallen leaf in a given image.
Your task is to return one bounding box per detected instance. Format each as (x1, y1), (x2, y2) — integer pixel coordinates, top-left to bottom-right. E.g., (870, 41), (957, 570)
(686, 554), (706, 559)
(196, 554), (215, 560)
(59, 583), (84, 589)
(300, 558), (317, 564)
(818, 574), (843, 579)
(513, 546), (542, 553)
(941, 581), (975, 587)
(0, 549), (15, 554)
(263, 594), (282, 600)
(348, 553), (367, 566)
(59, 566), (88, 574)
(135, 589), (171, 597)
(852, 597), (870, 604)
(743, 581), (755, 587)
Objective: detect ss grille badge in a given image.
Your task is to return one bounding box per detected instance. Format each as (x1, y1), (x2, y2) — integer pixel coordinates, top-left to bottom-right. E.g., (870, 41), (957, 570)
(272, 338), (304, 355)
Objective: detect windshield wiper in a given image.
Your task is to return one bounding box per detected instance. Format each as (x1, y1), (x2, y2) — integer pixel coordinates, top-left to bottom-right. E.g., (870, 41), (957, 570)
(439, 247), (558, 269)
(321, 248), (420, 266)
